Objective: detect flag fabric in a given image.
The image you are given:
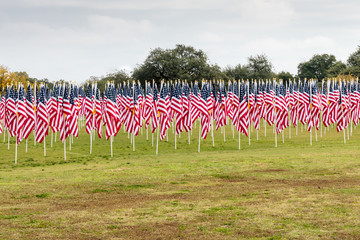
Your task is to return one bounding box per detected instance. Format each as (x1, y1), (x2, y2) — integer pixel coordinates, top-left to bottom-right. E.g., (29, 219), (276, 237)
(16, 85), (27, 144)
(84, 85), (94, 134)
(23, 84), (36, 140)
(35, 86), (48, 143)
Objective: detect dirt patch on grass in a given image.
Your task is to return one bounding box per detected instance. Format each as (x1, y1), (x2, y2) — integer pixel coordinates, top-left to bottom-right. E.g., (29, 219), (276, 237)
(252, 168), (287, 173)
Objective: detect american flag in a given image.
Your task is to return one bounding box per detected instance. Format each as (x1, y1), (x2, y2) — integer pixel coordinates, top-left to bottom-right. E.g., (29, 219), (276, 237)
(85, 84), (94, 134)
(275, 83), (287, 134)
(35, 85), (48, 143)
(237, 82), (249, 136)
(181, 82), (192, 133)
(94, 88), (102, 138)
(200, 82), (211, 139)
(60, 85), (70, 142)
(6, 86), (17, 137)
(68, 85), (79, 137)
(16, 85), (27, 144)
(151, 83), (159, 134)
(350, 81), (359, 126)
(48, 85), (59, 133)
(104, 84), (120, 140)
(23, 84), (36, 140)
(264, 82), (274, 126)
(144, 82), (153, 129)
(307, 82), (321, 132)
(0, 90), (4, 133)
(190, 82), (201, 125)
(215, 82), (227, 130)
(158, 82), (170, 141)
(337, 82), (349, 132)
(173, 82), (184, 135)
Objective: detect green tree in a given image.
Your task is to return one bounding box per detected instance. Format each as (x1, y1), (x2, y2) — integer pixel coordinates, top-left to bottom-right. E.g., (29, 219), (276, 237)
(297, 54), (336, 80)
(88, 70), (130, 92)
(223, 64), (250, 80)
(277, 71), (293, 80)
(327, 61), (347, 77)
(132, 44), (213, 85)
(247, 54), (273, 79)
(346, 46), (360, 76)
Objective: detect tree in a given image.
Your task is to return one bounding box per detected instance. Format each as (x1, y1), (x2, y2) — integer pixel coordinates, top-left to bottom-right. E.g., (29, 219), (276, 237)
(277, 71), (293, 80)
(297, 54), (336, 80)
(132, 44), (213, 85)
(346, 46), (360, 76)
(247, 54), (273, 79)
(327, 61), (347, 77)
(85, 70), (131, 92)
(223, 64), (250, 80)
(0, 66), (28, 94)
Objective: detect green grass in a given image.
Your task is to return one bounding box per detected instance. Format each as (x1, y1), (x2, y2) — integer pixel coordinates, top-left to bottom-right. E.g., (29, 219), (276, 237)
(1, 121), (360, 239)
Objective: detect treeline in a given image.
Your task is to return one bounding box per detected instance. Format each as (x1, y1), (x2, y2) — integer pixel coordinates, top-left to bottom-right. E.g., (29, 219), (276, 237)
(1, 44), (360, 93)
(91, 44), (360, 92)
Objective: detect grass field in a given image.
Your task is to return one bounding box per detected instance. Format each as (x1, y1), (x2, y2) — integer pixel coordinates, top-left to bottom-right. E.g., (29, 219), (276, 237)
(1, 122), (360, 239)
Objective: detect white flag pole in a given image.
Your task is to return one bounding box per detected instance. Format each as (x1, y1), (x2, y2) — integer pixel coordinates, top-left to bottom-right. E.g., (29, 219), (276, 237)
(64, 138), (66, 161)
(248, 81), (250, 145)
(188, 131), (190, 144)
(211, 117), (214, 147)
(44, 137), (46, 156)
(198, 121), (201, 153)
(15, 141), (17, 164)
(156, 126), (159, 155)
(90, 131), (92, 154)
(111, 135), (113, 157)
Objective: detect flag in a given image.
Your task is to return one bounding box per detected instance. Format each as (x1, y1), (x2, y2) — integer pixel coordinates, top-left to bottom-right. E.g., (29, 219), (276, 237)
(35, 86), (48, 143)
(84, 84), (94, 134)
(104, 84), (120, 140)
(16, 85), (27, 144)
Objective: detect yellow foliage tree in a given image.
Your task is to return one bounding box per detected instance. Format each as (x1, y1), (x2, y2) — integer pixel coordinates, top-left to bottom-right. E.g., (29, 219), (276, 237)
(0, 65), (28, 94)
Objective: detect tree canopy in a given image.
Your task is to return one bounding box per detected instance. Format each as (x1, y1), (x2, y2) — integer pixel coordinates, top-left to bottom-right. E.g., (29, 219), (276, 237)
(297, 54), (337, 80)
(247, 54), (274, 79)
(132, 44), (223, 85)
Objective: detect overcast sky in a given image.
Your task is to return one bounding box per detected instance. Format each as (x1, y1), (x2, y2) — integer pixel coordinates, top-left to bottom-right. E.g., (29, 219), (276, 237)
(1, 0), (360, 82)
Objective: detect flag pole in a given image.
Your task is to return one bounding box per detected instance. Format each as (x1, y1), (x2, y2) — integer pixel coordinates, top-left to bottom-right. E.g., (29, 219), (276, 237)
(15, 141), (17, 164)
(198, 121), (201, 153)
(133, 133), (135, 152)
(248, 81), (250, 145)
(188, 131), (190, 144)
(275, 102), (277, 148)
(90, 130), (92, 154)
(26, 139), (28, 152)
(223, 126), (225, 142)
(211, 117), (214, 147)
(44, 137), (46, 156)
(156, 126), (159, 155)
(69, 134), (71, 151)
(264, 119), (266, 136)
(238, 80), (241, 150)
(34, 81), (37, 146)
(310, 81), (312, 146)
(51, 131), (53, 148)
(8, 129), (10, 150)
(111, 135), (113, 157)
(64, 138), (66, 161)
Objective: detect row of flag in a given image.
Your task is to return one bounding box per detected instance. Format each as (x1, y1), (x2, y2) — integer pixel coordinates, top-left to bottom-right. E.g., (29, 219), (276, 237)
(0, 79), (359, 159)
